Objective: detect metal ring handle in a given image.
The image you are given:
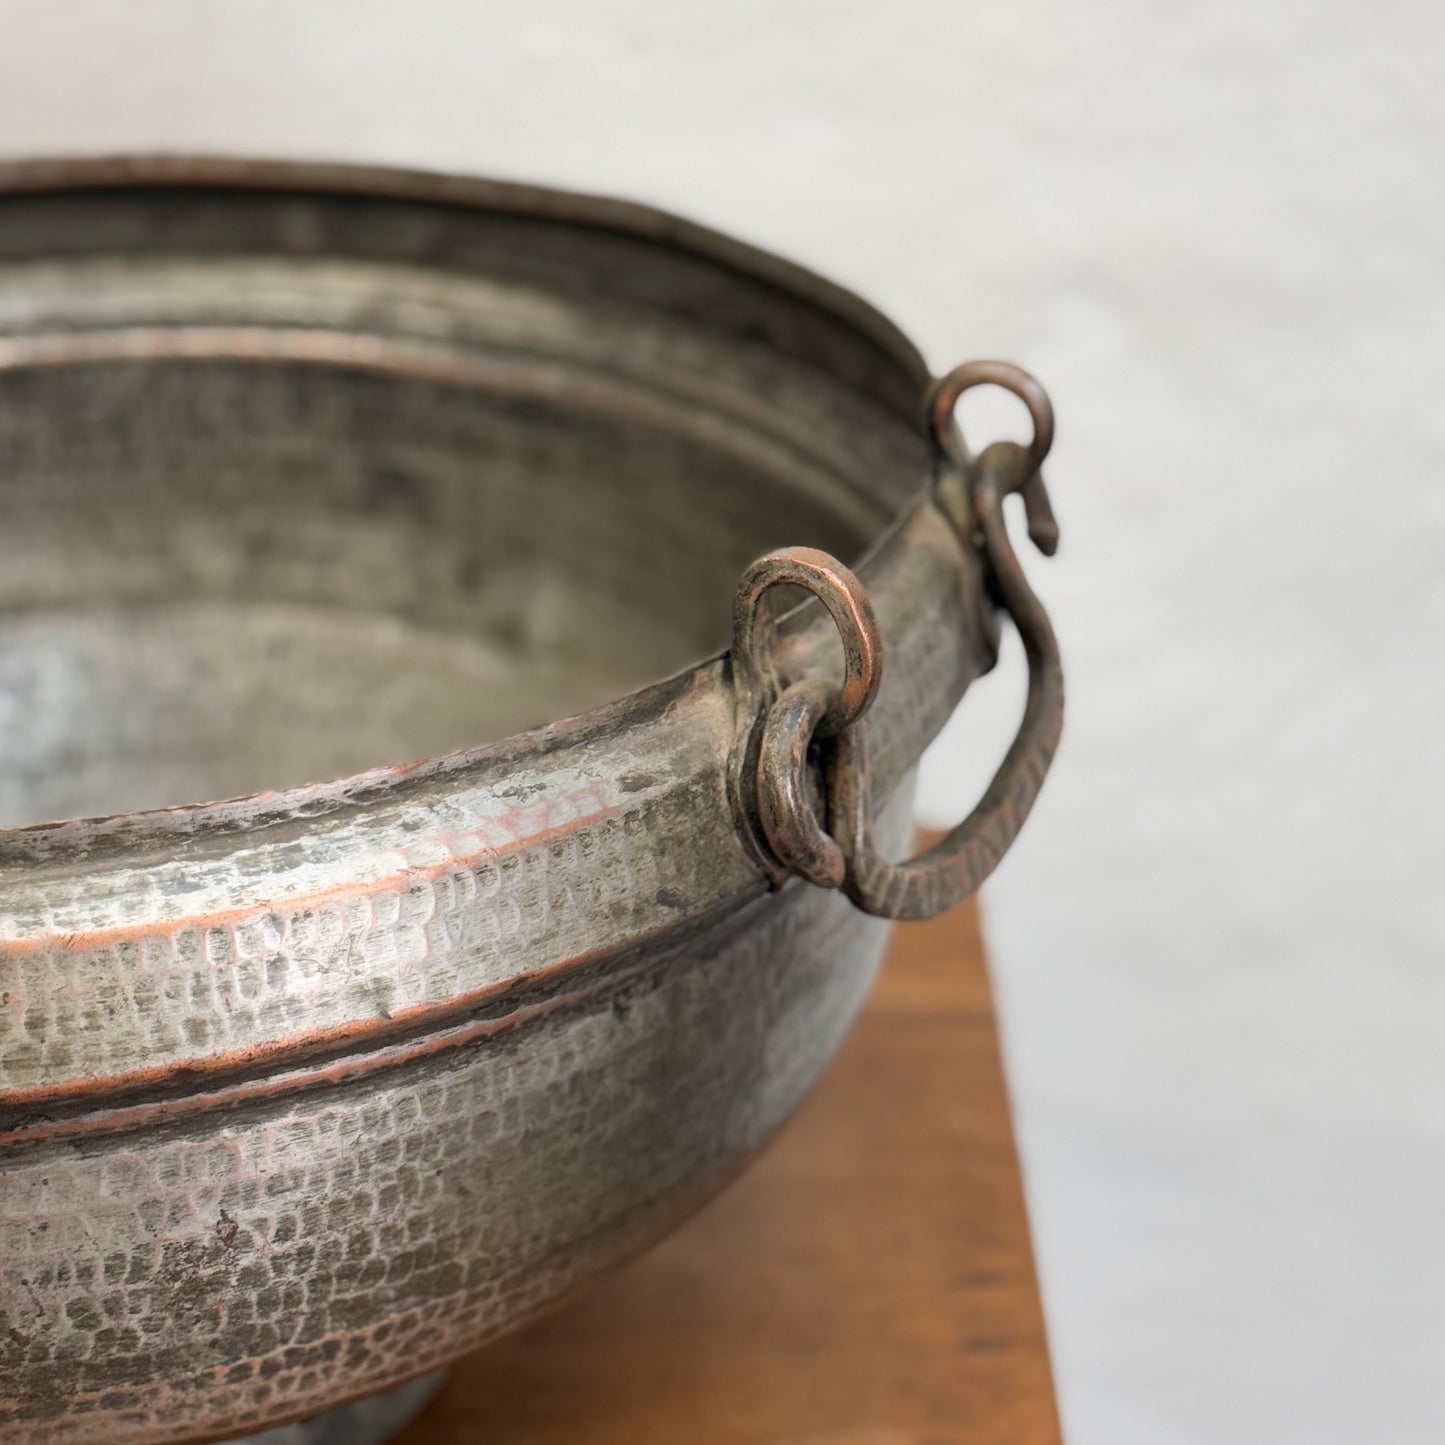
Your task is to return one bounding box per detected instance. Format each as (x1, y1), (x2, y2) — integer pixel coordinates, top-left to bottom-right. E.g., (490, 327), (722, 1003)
(732, 546), (882, 738)
(829, 364), (1064, 920)
(927, 358), (1054, 479)
(928, 359), (1060, 557)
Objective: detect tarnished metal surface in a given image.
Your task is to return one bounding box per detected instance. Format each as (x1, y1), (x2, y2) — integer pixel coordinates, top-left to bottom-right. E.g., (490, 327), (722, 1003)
(0, 158), (1061, 1444)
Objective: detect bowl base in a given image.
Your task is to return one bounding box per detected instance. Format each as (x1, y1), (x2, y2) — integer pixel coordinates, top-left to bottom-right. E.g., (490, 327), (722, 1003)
(222, 1372), (447, 1445)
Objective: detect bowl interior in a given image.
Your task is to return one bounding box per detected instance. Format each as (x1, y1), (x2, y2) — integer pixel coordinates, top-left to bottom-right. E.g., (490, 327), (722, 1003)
(0, 177), (927, 825)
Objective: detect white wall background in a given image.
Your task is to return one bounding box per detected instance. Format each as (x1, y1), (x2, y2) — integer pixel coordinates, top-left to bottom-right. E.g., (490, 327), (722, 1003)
(0, 3), (1441, 1440)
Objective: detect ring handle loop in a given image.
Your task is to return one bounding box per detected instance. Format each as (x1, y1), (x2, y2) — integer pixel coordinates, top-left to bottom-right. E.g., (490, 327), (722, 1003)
(755, 677), (848, 890)
(732, 546), (882, 739)
(926, 357), (1055, 478)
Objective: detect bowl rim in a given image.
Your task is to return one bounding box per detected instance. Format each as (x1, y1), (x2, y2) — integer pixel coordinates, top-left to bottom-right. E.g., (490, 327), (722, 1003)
(0, 152), (932, 844)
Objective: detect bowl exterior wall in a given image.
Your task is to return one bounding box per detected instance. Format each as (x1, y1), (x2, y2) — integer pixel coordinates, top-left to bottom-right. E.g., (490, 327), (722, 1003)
(0, 788), (907, 1445)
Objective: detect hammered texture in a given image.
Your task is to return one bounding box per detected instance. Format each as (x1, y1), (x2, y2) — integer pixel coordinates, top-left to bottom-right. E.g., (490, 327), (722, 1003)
(0, 697), (742, 1100)
(1, 876), (892, 1445)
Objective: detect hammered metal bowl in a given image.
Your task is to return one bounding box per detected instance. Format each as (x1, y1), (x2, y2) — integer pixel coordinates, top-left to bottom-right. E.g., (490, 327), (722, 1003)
(0, 158), (1063, 1445)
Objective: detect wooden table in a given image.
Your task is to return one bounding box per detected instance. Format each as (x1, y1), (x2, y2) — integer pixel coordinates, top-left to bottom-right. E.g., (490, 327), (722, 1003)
(396, 898), (1061, 1445)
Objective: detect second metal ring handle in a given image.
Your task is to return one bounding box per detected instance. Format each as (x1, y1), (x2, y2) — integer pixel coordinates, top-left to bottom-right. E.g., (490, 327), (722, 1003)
(831, 362), (1064, 918)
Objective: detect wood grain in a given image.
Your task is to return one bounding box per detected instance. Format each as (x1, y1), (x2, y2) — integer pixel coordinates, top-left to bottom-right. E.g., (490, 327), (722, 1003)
(395, 894), (1061, 1445)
